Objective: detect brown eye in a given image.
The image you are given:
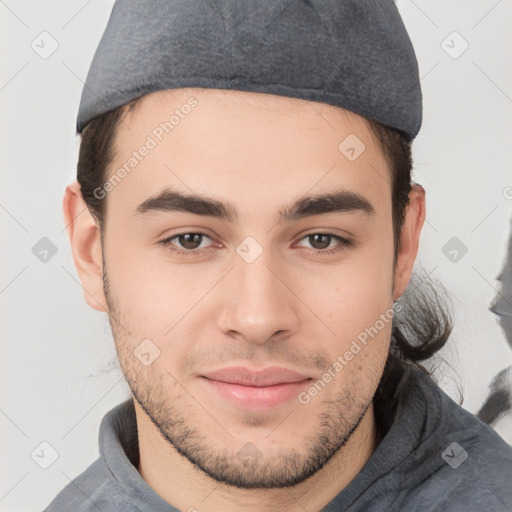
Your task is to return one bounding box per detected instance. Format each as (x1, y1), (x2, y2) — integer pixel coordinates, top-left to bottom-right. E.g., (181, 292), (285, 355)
(177, 233), (205, 250)
(296, 232), (352, 255)
(308, 234), (332, 250)
(159, 232), (214, 257)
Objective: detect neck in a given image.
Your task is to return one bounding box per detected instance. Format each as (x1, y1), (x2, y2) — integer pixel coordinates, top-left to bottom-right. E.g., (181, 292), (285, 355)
(135, 400), (378, 512)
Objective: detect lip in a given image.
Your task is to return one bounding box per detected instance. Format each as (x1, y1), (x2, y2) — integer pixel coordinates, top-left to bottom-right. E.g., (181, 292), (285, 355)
(199, 366), (313, 410)
(202, 366), (312, 386)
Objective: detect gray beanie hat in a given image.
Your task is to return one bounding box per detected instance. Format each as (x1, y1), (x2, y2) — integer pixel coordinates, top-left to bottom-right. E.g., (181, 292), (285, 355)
(76, 0), (422, 140)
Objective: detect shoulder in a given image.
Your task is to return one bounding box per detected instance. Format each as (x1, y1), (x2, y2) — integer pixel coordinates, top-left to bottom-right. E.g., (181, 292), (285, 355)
(401, 372), (512, 511)
(42, 457), (137, 512)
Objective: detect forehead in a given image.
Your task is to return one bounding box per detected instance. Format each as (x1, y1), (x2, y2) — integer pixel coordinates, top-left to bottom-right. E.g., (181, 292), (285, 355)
(108, 88), (390, 217)
(123, 87), (370, 135)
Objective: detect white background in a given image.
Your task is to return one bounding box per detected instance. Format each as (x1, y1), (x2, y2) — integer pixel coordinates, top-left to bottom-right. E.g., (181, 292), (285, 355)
(1, 1), (511, 511)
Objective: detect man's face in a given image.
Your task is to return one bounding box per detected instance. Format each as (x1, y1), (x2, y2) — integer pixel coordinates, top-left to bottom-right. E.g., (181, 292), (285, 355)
(97, 88), (400, 487)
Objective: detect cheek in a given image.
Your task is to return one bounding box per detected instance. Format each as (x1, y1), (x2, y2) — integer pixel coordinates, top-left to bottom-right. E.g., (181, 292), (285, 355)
(310, 248), (395, 340)
(106, 236), (203, 303)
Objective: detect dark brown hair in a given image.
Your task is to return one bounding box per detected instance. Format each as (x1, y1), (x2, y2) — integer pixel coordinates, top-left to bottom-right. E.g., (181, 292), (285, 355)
(77, 96), (453, 440)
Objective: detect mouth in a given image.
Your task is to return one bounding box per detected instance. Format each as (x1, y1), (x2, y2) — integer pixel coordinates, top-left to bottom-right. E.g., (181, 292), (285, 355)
(202, 365), (313, 386)
(199, 366), (313, 410)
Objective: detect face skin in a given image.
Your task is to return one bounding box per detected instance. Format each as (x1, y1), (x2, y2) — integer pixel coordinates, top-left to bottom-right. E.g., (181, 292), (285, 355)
(63, 88), (425, 511)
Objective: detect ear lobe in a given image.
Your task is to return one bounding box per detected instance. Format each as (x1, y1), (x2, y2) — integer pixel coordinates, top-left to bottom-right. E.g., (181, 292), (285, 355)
(392, 184), (426, 301)
(62, 180), (108, 312)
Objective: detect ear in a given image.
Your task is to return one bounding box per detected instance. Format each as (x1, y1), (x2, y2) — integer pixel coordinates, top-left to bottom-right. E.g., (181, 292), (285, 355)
(393, 184), (426, 301)
(62, 180), (108, 312)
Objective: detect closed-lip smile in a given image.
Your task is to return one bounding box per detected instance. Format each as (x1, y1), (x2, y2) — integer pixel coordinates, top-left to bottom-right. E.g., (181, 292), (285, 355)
(201, 366), (313, 387)
(199, 366), (313, 410)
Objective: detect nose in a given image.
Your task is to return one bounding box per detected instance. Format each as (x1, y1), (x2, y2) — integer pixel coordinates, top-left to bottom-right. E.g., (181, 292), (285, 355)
(217, 248), (299, 345)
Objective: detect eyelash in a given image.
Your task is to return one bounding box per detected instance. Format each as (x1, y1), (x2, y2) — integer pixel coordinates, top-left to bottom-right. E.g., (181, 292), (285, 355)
(158, 231), (353, 258)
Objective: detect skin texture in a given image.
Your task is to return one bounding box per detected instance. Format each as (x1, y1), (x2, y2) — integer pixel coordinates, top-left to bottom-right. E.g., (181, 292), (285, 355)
(63, 88), (425, 511)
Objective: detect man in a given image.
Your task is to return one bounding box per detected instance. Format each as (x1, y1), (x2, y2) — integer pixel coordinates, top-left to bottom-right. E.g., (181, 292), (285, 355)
(44, 0), (512, 510)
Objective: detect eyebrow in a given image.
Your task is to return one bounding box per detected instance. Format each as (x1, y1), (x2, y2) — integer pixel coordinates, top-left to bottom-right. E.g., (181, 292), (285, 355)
(134, 187), (375, 223)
